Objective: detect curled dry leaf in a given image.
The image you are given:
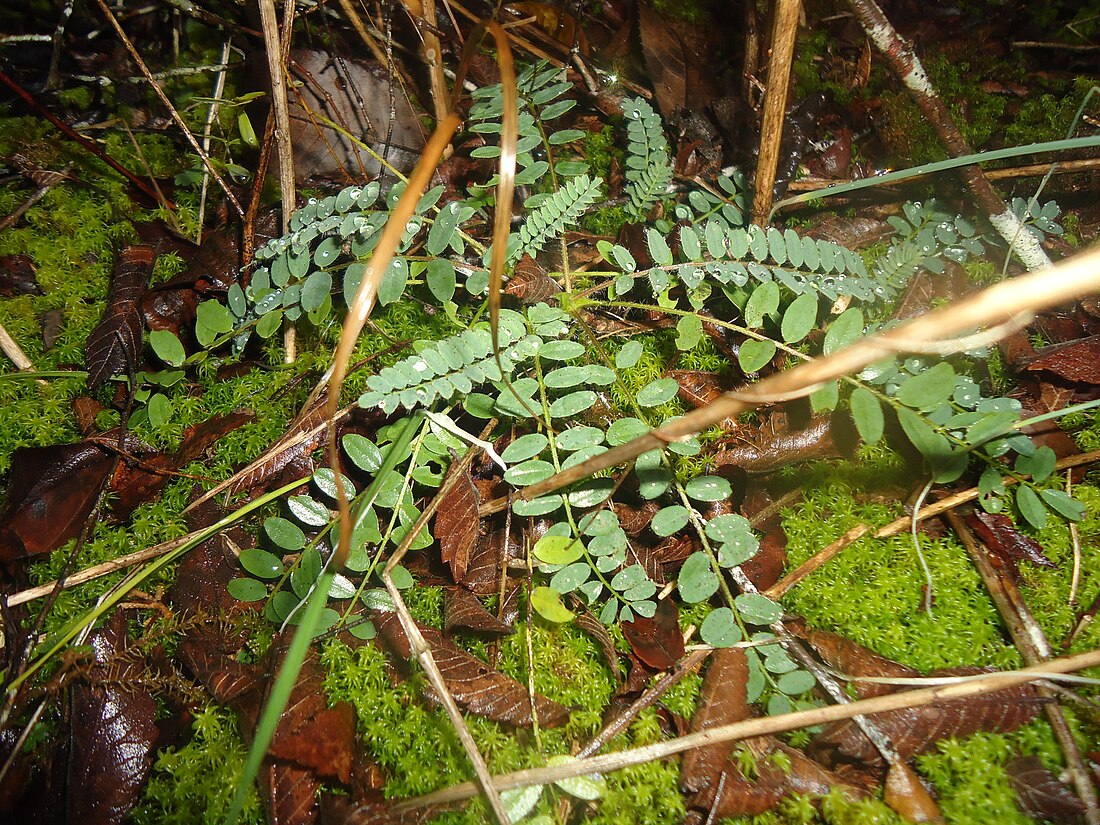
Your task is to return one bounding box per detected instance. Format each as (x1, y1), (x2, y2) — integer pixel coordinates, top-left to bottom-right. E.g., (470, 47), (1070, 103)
(67, 613), (158, 825)
(965, 509), (1056, 580)
(371, 610), (569, 728)
(461, 527), (522, 596)
(85, 245), (153, 392)
(574, 606), (622, 683)
(1006, 755), (1087, 824)
(436, 465), (480, 583)
(505, 255), (562, 304)
(713, 415), (844, 475)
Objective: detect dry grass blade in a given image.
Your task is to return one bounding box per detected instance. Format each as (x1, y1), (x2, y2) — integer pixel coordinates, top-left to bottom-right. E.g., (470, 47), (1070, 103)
(393, 648), (1100, 812)
(502, 247), (1100, 506)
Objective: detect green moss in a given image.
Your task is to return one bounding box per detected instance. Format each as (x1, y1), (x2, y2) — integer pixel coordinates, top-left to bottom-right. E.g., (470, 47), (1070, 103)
(133, 706), (262, 825)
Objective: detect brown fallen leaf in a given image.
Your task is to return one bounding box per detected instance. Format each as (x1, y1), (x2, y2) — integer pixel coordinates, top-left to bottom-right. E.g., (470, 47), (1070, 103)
(505, 255), (562, 305)
(85, 245), (153, 392)
(787, 621), (920, 700)
(712, 414), (845, 474)
(965, 510), (1056, 581)
(574, 606), (622, 683)
(371, 610), (569, 728)
(1025, 336), (1100, 385)
(810, 665), (1042, 770)
(621, 598), (684, 671)
(0, 441), (115, 561)
(461, 527), (522, 596)
(1007, 755), (1087, 824)
(443, 587), (513, 638)
(66, 612), (158, 825)
(436, 465), (480, 584)
(681, 648), (863, 819)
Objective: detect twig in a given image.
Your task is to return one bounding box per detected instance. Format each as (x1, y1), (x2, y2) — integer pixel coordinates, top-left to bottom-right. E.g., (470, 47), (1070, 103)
(483, 247), (1100, 511)
(947, 510), (1100, 825)
(196, 40), (232, 243)
(751, 0), (802, 225)
(392, 648), (1100, 812)
(92, 0), (243, 218)
(576, 648), (711, 759)
(336, 0), (389, 65)
(766, 449), (1100, 598)
(786, 157), (1100, 192)
(381, 420), (510, 825)
(0, 321), (36, 373)
(400, 0), (452, 127)
(847, 0), (1050, 270)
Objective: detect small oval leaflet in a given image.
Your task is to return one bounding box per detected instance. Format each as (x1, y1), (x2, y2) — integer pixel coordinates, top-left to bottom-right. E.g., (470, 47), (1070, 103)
(551, 562), (591, 594)
(685, 475), (731, 502)
(533, 534), (585, 566)
(637, 378), (679, 407)
(264, 516), (306, 551)
(616, 340), (644, 369)
(700, 607), (741, 647)
(500, 433), (549, 464)
(678, 551), (719, 603)
(228, 578), (267, 602)
(343, 434), (383, 473)
(288, 495), (330, 527)
(734, 592), (783, 624)
(549, 390), (597, 418)
(781, 292), (819, 344)
(777, 669), (816, 695)
(239, 548), (284, 579)
(652, 505), (690, 537)
(849, 386), (885, 444)
(738, 339), (776, 374)
(504, 459), (556, 487)
(149, 330), (186, 367)
(539, 339), (585, 361)
(548, 755), (607, 801)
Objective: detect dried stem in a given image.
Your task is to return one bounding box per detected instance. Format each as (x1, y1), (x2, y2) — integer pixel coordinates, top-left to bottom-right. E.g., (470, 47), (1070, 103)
(751, 0), (802, 225)
(393, 648), (1100, 812)
(947, 510), (1100, 825)
(484, 247), (1100, 512)
(92, 0), (242, 218)
(846, 0), (1050, 270)
(766, 449), (1100, 598)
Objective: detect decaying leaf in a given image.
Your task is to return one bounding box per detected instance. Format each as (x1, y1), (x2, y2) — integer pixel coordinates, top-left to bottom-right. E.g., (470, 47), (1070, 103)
(371, 610), (569, 728)
(505, 255), (562, 305)
(67, 613), (158, 825)
(436, 465), (480, 583)
(1024, 336), (1100, 385)
(443, 587), (513, 638)
(681, 648), (863, 820)
(787, 621), (920, 700)
(0, 441), (114, 561)
(85, 246), (153, 392)
(965, 510), (1056, 580)
(621, 598), (684, 670)
(1006, 755), (1087, 824)
(713, 414), (846, 474)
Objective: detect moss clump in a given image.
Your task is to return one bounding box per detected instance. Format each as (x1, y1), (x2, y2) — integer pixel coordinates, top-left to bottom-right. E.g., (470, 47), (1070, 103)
(133, 706), (262, 825)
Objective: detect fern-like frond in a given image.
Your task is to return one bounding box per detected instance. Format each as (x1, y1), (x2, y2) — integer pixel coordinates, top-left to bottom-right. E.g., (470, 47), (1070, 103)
(507, 174), (603, 264)
(622, 97), (673, 219)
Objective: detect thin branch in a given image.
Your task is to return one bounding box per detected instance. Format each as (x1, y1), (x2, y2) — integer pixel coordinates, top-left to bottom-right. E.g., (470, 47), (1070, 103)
(393, 648), (1100, 812)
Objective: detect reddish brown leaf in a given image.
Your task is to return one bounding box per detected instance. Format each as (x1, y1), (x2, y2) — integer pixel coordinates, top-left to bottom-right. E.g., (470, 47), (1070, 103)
(636, 2), (719, 117)
(85, 246), (153, 392)
(227, 396), (329, 498)
(1025, 336), (1100, 385)
(0, 442), (114, 561)
(788, 621), (920, 700)
(67, 613), (158, 825)
(966, 510), (1056, 579)
(883, 762), (944, 823)
(621, 598), (684, 670)
(436, 466), (480, 583)
(1006, 756), (1087, 824)
(110, 412), (254, 519)
(371, 610), (569, 727)
(810, 666), (1041, 769)
(681, 648), (862, 819)
(713, 415), (844, 474)
(574, 607), (622, 683)
(505, 255), (562, 304)
(263, 761), (320, 825)
(443, 587), (513, 638)
(462, 527), (521, 596)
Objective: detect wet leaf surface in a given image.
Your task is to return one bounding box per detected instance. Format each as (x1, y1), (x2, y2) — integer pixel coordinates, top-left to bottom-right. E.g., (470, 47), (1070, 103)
(85, 246), (153, 392)
(621, 597), (683, 670)
(436, 466), (479, 584)
(66, 613), (158, 825)
(965, 509), (1056, 579)
(371, 610), (569, 728)
(443, 587), (513, 638)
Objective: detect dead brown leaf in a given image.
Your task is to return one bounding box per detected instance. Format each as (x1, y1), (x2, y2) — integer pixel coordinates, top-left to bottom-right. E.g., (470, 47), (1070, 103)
(436, 465), (480, 583)
(85, 246), (153, 392)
